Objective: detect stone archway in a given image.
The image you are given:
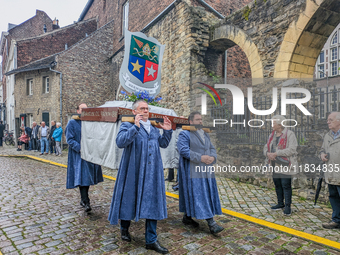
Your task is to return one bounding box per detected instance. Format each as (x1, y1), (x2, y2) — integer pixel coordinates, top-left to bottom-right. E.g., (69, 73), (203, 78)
(274, 0), (340, 79)
(210, 24), (264, 84)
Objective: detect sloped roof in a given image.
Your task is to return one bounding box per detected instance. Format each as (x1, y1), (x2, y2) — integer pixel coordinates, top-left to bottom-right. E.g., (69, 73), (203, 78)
(5, 55), (56, 76)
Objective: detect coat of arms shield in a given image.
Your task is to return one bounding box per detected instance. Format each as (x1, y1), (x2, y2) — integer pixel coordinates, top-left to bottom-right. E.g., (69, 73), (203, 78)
(119, 30), (165, 96)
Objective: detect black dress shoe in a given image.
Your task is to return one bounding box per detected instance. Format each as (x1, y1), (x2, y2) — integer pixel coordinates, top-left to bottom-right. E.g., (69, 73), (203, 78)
(209, 223), (224, 235)
(80, 201), (86, 208)
(84, 204), (92, 212)
(146, 240), (169, 254)
(182, 215), (199, 228)
(121, 229), (131, 242)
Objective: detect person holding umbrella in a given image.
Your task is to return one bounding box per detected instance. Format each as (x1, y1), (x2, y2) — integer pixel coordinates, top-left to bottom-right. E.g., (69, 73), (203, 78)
(320, 112), (340, 229)
(264, 115), (298, 216)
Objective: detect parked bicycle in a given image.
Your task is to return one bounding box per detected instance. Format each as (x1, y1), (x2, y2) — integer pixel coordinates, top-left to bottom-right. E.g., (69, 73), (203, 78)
(4, 130), (15, 146)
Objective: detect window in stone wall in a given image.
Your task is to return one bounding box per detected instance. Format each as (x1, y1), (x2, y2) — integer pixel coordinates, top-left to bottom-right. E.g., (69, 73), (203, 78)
(331, 47), (337, 61)
(27, 79), (33, 96)
(331, 32), (338, 45)
(331, 61), (338, 76)
(318, 65), (325, 78)
(43, 77), (50, 94)
(122, 1), (129, 35)
(319, 51), (324, 63)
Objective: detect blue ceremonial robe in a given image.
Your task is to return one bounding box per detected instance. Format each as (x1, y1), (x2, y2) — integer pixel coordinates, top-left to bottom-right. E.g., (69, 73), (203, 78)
(177, 130), (222, 219)
(65, 118), (103, 189)
(108, 122), (173, 225)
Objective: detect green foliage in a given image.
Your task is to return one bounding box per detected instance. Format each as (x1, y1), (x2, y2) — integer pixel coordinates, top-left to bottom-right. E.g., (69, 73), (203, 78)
(243, 6), (252, 21)
(208, 71), (221, 83)
(298, 137), (307, 145)
(299, 196), (306, 201)
(242, 0), (267, 21)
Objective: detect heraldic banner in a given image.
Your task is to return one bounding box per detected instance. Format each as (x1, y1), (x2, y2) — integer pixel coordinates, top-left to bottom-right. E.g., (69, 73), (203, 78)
(119, 30), (165, 96)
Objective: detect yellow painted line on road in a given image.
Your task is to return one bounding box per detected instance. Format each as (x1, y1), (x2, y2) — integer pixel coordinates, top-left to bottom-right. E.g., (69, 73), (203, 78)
(166, 191), (179, 199)
(2, 154), (340, 250)
(220, 207), (340, 250)
(103, 174), (116, 181)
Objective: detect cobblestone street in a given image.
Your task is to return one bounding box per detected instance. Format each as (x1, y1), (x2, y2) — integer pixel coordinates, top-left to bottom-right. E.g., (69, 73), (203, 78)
(0, 147), (340, 254)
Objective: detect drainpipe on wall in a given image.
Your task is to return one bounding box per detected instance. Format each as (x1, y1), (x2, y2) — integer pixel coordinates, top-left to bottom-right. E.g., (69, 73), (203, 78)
(224, 50), (228, 85)
(49, 66), (63, 150)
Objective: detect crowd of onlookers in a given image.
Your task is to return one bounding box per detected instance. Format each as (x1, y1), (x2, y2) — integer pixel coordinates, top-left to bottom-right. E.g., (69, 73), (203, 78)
(16, 121), (63, 156)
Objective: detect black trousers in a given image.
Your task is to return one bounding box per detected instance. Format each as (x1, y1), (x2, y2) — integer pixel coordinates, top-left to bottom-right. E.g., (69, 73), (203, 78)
(0, 137), (2, 146)
(79, 186), (90, 204)
(273, 172), (292, 205)
(329, 184), (340, 223)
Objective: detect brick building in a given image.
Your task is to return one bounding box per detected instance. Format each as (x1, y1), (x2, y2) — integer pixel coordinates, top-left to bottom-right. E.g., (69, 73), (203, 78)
(7, 20), (114, 143)
(78, 0), (252, 115)
(0, 10), (54, 130)
(2, 15), (97, 139)
(16, 18), (97, 68)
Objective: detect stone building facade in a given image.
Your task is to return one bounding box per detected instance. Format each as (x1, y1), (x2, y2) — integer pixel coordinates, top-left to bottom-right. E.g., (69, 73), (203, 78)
(11, 20), (115, 140)
(0, 10), (54, 130)
(79, 0), (252, 115)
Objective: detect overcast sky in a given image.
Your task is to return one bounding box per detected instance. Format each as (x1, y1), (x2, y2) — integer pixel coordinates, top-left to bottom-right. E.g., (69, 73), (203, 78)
(0, 0), (89, 61)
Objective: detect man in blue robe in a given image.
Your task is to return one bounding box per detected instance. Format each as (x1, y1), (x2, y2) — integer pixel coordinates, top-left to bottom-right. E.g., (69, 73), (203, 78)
(66, 103), (104, 212)
(108, 100), (172, 254)
(177, 111), (224, 235)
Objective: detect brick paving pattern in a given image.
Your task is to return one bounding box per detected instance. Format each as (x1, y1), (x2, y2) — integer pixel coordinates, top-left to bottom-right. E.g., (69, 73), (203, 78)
(0, 145), (340, 254)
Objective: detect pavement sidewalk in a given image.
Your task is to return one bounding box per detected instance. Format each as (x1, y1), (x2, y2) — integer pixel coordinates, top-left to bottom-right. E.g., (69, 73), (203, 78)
(1, 144), (340, 252)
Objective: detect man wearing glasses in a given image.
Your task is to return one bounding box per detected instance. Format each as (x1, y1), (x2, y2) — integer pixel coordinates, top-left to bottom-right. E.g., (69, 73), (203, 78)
(321, 112), (340, 229)
(108, 100), (172, 254)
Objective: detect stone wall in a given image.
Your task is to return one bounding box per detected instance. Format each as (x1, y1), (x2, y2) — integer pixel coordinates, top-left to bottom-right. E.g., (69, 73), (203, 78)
(111, 1), (216, 116)
(14, 69), (61, 125)
(83, 0), (253, 90)
(83, 0), (175, 54)
(57, 20), (115, 131)
(17, 19), (97, 68)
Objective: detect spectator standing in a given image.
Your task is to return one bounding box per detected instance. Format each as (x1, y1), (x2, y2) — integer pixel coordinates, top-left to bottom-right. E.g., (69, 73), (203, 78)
(264, 115), (298, 216)
(53, 122), (63, 156)
(0, 121), (5, 147)
(321, 112), (340, 229)
(49, 121), (56, 154)
(31, 122), (40, 151)
(38, 122), (50, 155)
